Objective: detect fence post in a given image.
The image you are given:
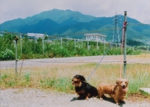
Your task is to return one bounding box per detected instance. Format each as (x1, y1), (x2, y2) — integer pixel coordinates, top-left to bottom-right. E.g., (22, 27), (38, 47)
(0, 60), (1, 80)
(87, 40), (90, 50)
(97, 40), (99, 50)
(104, 42), (105, 53)
(42, 37), (44, 54)
(74, 39), (76, 47)
(60, 38), (62, 48)
(20, 34), (22, 56)
(14, 36), (19, 74)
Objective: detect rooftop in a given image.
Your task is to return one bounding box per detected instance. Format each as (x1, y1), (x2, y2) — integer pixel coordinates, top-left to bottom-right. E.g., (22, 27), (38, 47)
(84, 33), (106, 37)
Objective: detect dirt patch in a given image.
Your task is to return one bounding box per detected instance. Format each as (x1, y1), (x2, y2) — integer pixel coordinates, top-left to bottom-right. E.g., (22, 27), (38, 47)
(0, 88), (150, 107)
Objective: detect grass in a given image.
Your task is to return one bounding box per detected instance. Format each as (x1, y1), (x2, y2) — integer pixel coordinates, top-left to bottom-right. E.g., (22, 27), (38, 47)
(0, 60), (150, 95)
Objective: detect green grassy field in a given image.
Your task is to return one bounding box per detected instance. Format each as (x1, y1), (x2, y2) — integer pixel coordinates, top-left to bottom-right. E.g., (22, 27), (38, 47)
(0, 60), (150, 96)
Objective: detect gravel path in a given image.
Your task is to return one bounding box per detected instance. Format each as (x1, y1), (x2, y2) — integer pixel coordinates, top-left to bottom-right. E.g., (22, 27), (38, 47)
(0, 88), (150, 107)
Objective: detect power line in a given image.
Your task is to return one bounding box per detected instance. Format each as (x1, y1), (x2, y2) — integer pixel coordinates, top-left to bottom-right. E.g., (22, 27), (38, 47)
(86, 24), (124, 81)
(128, 23), (150, 26)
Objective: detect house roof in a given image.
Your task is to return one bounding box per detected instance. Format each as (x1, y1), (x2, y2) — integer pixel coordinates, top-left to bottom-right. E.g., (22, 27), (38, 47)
(27, 33), (45, 38)
(84, 33), (106, 38)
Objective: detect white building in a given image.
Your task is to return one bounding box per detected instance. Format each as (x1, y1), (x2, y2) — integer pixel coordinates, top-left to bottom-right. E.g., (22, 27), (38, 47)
(84, 33), (106, 43)
(27, 33), (45, 39)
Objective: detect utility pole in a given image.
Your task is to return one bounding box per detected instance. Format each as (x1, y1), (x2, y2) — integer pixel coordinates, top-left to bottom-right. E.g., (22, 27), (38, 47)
(114, 14), (117, 43)
(123, 11), (127, 78)
(113, 13), (120, 46)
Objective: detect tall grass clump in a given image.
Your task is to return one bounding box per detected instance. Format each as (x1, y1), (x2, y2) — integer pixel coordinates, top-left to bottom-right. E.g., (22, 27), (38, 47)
(0, 68), (74, 93)
(24, 73), (31, 83)
(128, 71), (150, 94)
(0, 73), (16, 88)
(0, 72), (33, 88)
(40, 77), (73, 92)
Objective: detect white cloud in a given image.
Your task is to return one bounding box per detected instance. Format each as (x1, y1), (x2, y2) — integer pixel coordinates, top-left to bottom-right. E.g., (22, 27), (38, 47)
(0, 0), (150, 24)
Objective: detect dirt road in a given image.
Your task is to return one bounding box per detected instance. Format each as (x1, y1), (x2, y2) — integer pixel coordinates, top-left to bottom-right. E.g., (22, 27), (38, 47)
(0, 88), (150, 107)
(1, 55), (150, 69)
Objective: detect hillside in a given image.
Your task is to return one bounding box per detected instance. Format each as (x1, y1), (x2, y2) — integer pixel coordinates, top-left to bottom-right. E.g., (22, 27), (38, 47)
(0, 9), (150, 41)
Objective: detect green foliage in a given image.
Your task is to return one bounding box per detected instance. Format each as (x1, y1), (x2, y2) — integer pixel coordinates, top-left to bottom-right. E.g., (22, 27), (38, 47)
(24, 73), (31, 82)
(128, 71), (150, 94)
(7, 81), (16, 87)
(127, 39), (144, 46)
(54, 78), (73, 92)
(0, 48), (15, 60)
(40, 77), (73, 92)
(1, 74), (8, 79)
(107, 47), (121, 55)
(127, 48), (141, 55)
(0, 33), (143, 60)
(0, 73), (16, 87)
(40, 78), (55, 88)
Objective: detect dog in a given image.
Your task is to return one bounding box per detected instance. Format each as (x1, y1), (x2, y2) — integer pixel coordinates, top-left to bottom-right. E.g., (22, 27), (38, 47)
(97, 78), (128, 105)
(72, 74), (98, 100)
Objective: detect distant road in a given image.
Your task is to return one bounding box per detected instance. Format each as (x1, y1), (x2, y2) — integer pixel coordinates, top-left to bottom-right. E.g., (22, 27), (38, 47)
(0, 55), (150, 69)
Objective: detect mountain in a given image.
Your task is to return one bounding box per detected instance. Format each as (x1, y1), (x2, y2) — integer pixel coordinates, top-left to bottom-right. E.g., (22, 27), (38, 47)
(19, 19), (59, 34)
(0, 9), (150, 41)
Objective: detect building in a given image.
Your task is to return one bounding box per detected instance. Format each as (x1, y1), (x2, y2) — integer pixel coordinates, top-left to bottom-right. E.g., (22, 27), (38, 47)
(84, 33), (106, 43)
(27, 33), (45, 39)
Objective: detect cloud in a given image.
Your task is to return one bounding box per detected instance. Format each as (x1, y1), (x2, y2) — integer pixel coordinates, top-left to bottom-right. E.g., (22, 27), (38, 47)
(0, 0), (150, 24)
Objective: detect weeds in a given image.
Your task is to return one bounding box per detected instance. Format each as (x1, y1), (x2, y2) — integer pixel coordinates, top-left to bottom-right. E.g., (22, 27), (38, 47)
(0, 63), (150, 95)
(128, 71), (150, 93)
(24, 73), (30, 82)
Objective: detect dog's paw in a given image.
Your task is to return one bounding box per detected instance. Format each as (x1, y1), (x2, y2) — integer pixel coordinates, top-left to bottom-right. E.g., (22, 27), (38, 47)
(116, 102), (119, 105)
(100, 98), (103, 100)
(85, 97), (89, 100)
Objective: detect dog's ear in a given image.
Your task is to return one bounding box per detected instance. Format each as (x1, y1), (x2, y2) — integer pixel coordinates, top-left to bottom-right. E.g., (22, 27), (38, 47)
(125, 79), (128, 85)
(116, 79), (121, 85)
(73, 75), (86, 82)
(80, 75), (86, 82)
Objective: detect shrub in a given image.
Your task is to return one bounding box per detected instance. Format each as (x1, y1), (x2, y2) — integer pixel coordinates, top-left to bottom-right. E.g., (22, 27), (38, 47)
(0, 48), (15, 60)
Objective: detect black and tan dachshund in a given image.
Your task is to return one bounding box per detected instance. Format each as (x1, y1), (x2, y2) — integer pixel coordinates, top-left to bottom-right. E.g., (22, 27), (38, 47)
(72, 74), (98, 100)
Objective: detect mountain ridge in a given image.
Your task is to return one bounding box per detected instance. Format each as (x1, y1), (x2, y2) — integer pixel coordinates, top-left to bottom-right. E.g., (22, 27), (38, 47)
(0, 9), (150, 41)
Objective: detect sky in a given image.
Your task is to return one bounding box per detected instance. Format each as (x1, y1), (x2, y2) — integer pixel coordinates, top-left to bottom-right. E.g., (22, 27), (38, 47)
(0, 0), (150, 24)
